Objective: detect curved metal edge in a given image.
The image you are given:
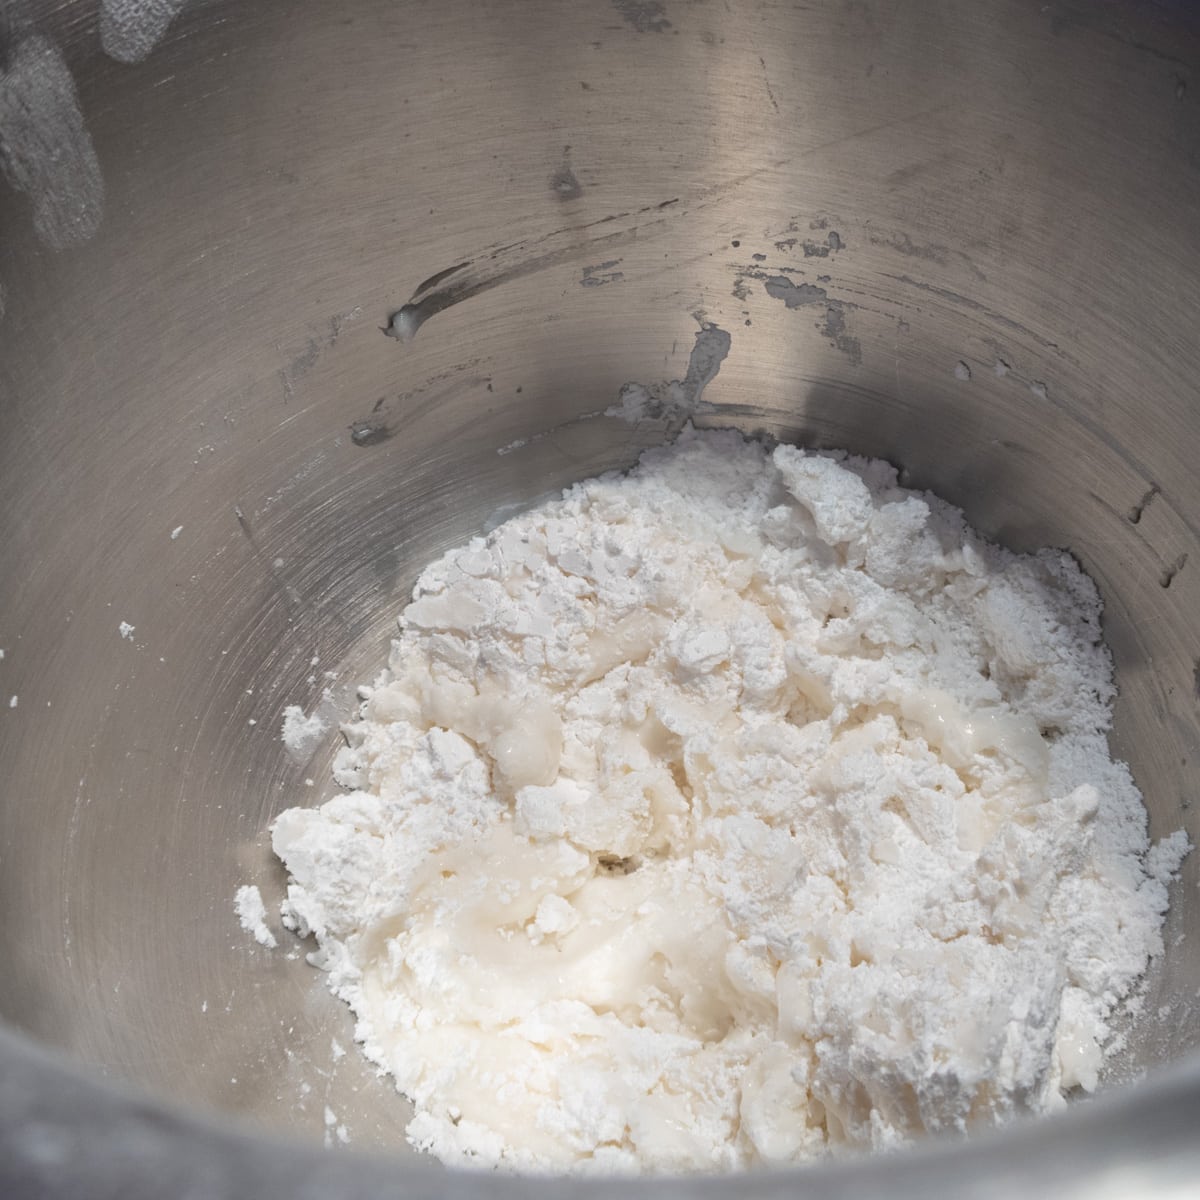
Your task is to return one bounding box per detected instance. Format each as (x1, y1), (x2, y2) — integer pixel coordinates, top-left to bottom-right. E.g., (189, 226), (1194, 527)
(3, 1023), (1200, 1199)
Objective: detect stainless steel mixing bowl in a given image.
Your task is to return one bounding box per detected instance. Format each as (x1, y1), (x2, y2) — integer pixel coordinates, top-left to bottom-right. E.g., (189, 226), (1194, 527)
(1, 0), (1198, 1195)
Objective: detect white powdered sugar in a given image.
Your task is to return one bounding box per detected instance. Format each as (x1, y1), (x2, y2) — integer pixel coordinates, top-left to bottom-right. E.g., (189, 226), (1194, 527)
(281, 704), (327, 755)
(269, 427), (1188, 1173)
(234, 884), (277, 949)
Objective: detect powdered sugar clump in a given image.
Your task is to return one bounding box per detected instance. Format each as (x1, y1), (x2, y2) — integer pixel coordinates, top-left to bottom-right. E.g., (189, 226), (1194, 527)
(270, 427), (1188, 1174)
(234, 884), (277, 949)
(281, 705), (327, 754)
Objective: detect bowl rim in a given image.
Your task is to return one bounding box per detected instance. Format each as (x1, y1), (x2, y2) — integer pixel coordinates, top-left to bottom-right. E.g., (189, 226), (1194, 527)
(2, 1021), (1199, 1198)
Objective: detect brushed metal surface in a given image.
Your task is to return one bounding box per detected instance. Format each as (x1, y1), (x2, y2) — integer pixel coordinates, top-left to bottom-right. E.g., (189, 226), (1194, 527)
(0, 0), (1198, 1192)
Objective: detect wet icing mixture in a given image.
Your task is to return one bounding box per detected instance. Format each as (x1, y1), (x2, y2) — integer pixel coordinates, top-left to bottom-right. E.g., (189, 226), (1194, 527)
(265, 426), (1189, 1173)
